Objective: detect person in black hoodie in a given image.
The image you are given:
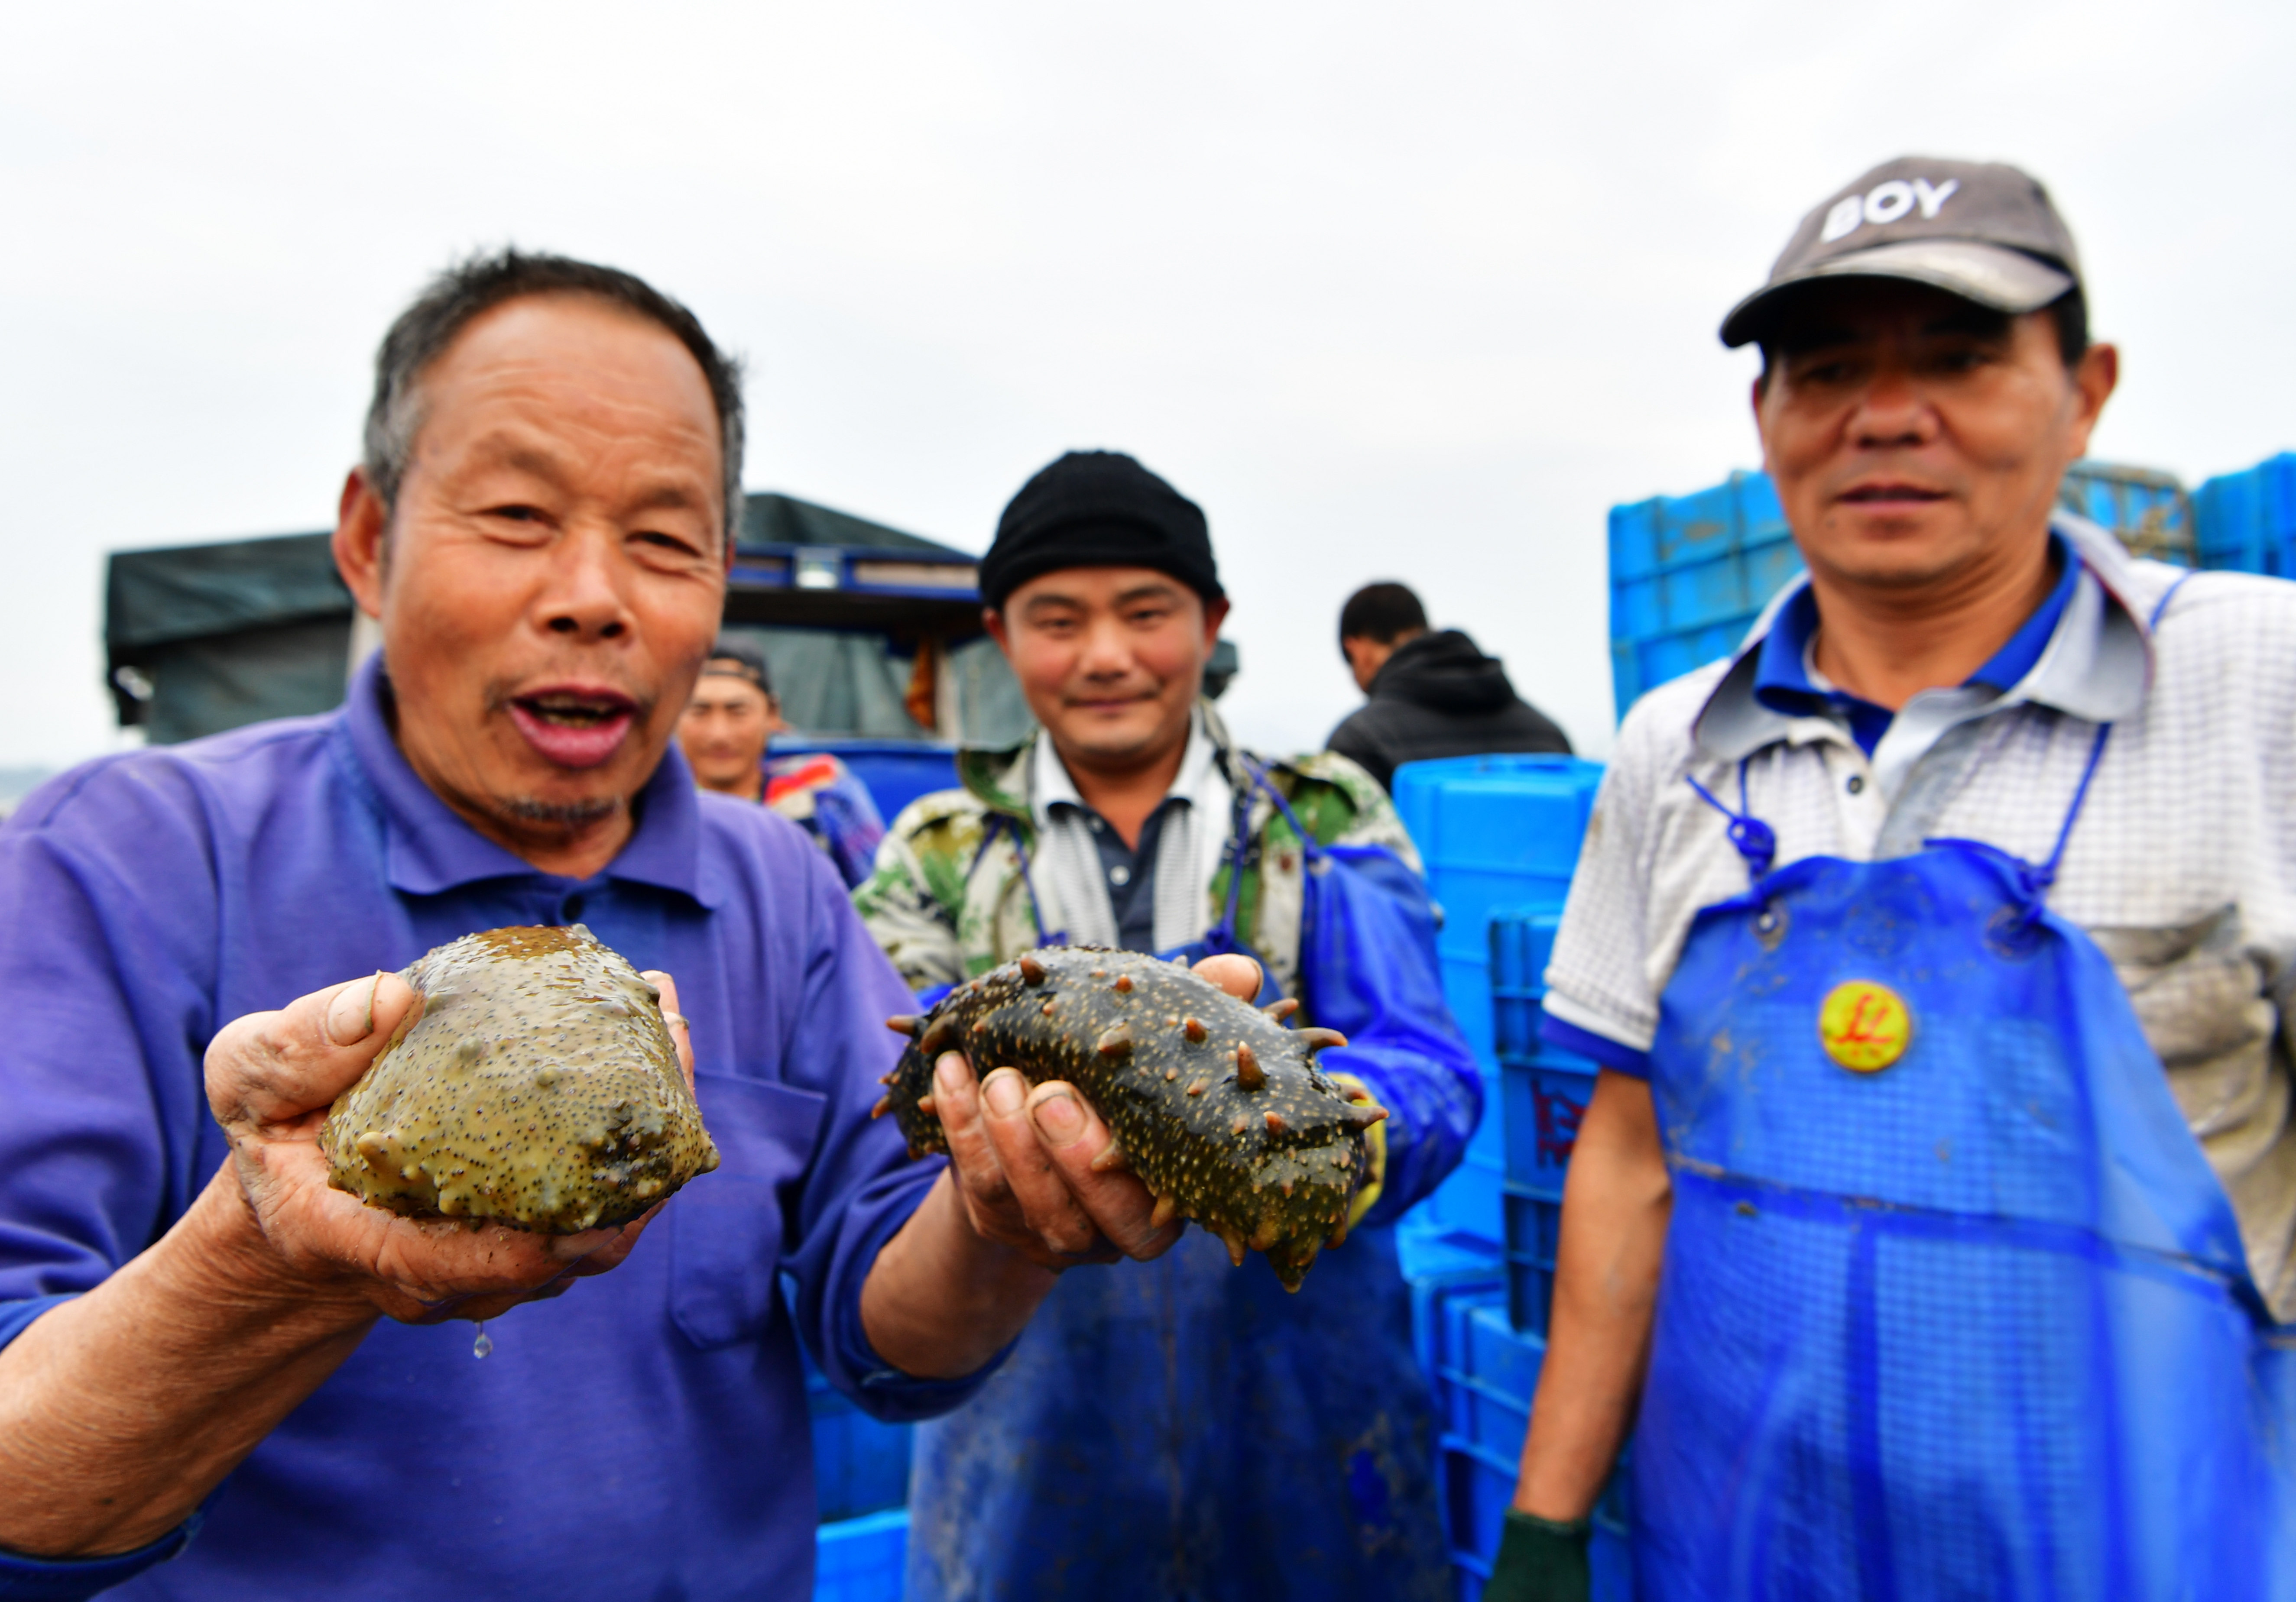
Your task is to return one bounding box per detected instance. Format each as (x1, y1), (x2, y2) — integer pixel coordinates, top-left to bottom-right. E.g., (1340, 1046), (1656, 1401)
(1326, 581), (1572, 790)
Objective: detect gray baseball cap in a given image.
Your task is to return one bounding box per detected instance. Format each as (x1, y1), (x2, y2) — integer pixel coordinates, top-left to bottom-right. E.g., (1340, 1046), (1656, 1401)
(1720, 156), (2082, 349)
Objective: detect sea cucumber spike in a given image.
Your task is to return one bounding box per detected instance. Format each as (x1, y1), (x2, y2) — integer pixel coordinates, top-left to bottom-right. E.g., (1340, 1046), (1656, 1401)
(918, 1016), (960, 1059)
(1089, 1144), (1129, 1174)
(1327, 1218), (1349, 1249)
(1018, 954), (1047, 985)
(1250, 1214), (1279, 1252)
(885, 1014), (921, 1037)
(1041, 1000), (1057, 1016)
(1184, 1017), (1207, 1043)
(1151, 1192), (1180, 1229)
(1231, 1115), (1250, 1135)
(1186, 1078), (1208, 1096)
(1345, 1101), (1390, 1127)
(1264, 1111), (1287, 1135)
(1236, 1043), (1265, 1090)
(916, 1094), (937, 1116)
(1263, 998), (1300, 1023)
(1114, 974), (1133, 993)
(1296, 1027), (1348, 1052)
(1221, 1230), (1248, 1268)
(1096, 1024), (1135, 1058)
(870, 1096), (892, 1119)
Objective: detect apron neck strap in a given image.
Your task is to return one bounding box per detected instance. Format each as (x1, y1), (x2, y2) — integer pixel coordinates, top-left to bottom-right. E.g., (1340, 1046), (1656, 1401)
(1686, 759), (1778, 882)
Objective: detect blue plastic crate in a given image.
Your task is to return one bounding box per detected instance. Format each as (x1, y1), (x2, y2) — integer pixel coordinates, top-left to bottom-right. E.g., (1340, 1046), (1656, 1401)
(1420, 1149), (1507, 1249)
(1441, 1441), (1633, 1602)
(2059, 460), (2192, 563)
(807, 1365), (913, 1523)
(1401, 1232), (1506, 1385)
(1501, 1061), (1594, 1192)
(1433, 1304), (1632, 1600)
(1501, 1184), (1563, 1337)
(2195, 452), (2296, 577)
(813, 1507), (908, 1602)
(1607, 470), (1799, 717)
(1390, 755), (1605, 965)
(1489, 910), (1560, 1063)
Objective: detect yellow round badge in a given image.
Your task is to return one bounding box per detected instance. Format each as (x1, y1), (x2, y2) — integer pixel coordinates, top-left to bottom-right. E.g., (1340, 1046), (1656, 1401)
(1818, 981), (1912, 1073)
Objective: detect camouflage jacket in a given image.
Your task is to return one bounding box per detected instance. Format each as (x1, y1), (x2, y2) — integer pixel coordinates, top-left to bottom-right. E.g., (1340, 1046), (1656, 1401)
(852, 704), (1417, 1005)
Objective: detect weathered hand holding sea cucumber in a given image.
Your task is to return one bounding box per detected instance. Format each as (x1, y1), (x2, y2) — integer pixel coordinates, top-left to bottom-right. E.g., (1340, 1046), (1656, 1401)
(875, 945), (1386, 1290)
(318, 925), (720, 1233)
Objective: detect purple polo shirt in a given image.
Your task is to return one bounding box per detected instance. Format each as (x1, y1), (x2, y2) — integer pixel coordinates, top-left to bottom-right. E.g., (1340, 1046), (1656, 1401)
(0, 656), (985, 1601)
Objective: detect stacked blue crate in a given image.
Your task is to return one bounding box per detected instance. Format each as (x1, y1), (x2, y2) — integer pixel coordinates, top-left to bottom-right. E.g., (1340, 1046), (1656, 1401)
(805, 1345), (911, 1599)
(1608, 470), (1801, 721)
(1434, 1298), (1632, 1602)
(814, 1508), (909, 1602)
(2194, 452), (2296, 577)
(1391, 754), (1606, 1248)
(1489, 911), (1597, 1336)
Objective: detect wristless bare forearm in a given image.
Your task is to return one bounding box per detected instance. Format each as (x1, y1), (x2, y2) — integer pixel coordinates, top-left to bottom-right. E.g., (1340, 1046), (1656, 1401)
(0, 1168), (379, 1559)
(1514, 1071), (1673, 1521)
(859, 1171), (1056, 1380)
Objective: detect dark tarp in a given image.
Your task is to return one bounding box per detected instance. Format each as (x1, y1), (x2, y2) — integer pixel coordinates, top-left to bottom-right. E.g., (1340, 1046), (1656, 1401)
(105, 532), (352, 743)
(737, 492), (967, 555)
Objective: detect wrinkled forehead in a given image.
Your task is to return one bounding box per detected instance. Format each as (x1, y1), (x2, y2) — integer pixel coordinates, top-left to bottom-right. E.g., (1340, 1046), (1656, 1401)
(415, 295), (726, 491)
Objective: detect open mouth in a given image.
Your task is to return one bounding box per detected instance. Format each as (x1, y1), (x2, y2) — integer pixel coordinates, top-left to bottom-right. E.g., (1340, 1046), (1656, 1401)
(507, 688), (640, 770)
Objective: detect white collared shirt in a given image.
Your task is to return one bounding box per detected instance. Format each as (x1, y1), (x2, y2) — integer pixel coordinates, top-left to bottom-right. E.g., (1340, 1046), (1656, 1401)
(1027, 710), (1234, 953)
(1546, 517), (2296, 1317)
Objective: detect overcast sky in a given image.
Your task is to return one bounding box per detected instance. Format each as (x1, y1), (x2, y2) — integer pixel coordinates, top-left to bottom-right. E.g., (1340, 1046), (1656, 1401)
(4, 0), (2290, 771)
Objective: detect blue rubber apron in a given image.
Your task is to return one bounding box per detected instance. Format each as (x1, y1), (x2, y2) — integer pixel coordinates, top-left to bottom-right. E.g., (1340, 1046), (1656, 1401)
(1634, 600), (2296, 1599)
(908, 776), (1453, 1601)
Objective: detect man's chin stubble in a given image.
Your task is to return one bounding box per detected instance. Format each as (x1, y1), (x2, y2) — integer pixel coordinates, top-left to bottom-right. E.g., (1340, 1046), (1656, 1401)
(496, 793), (626, 829)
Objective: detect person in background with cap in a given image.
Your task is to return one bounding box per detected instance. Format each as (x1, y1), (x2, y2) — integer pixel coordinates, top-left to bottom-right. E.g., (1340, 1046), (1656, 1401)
(1327, 580), (1573, 791)
(678, 637), (887, 887)
(1487, 157), (2296, 1602)
(855, 450), (1484, 1600)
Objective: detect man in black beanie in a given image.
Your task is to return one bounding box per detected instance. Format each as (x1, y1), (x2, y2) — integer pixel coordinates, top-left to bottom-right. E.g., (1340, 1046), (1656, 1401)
(855, 450), (1481, 1602)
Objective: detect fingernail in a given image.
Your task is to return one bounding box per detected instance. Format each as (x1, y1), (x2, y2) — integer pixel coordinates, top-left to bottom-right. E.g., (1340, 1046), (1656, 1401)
(934, 1054), (965, 1097)
(983, 1069), (1025, 1117)
(326, 973), (384, 1046)
(1032, 1089), (1083, 1146)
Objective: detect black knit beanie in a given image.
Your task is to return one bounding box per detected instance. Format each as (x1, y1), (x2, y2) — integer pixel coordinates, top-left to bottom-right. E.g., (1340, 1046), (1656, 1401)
(978, 450), (1223, 609)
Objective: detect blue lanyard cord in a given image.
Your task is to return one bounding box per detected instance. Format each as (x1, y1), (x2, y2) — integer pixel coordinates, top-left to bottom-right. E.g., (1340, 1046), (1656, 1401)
(1685, 759), (1779, 882)
(975, 811), (1065, 947)
(1933, 566), (2198, 913)
(1208, 759), (1285, 945)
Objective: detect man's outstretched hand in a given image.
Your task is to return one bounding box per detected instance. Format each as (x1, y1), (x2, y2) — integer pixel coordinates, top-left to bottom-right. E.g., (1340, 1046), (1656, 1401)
(205, 967), (691, 1324)
(858, 952), (1268, 1379)
(928, 951), (1264, 1272)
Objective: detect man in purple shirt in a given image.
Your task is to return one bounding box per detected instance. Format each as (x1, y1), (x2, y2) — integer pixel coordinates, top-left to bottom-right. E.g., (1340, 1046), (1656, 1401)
(0, 251), (1218, 1600)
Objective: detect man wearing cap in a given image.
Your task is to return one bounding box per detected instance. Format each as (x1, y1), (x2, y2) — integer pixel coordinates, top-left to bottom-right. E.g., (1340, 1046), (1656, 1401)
(678, 638), (887, 886)
(855, 450), (1483, 1600)
(1492, 159), (2296, 1601)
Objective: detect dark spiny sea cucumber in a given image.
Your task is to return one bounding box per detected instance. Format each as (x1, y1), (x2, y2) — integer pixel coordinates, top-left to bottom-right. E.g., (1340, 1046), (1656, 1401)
(875, 946), (1385, 1290)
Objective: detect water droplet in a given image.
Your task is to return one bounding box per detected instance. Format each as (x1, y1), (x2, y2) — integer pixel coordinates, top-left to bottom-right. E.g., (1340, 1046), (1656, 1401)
(472, 1324), (493, 1359)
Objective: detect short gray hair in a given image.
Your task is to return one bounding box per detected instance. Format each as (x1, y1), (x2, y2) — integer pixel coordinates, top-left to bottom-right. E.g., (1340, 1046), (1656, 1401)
(362, 249), (746, 540)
